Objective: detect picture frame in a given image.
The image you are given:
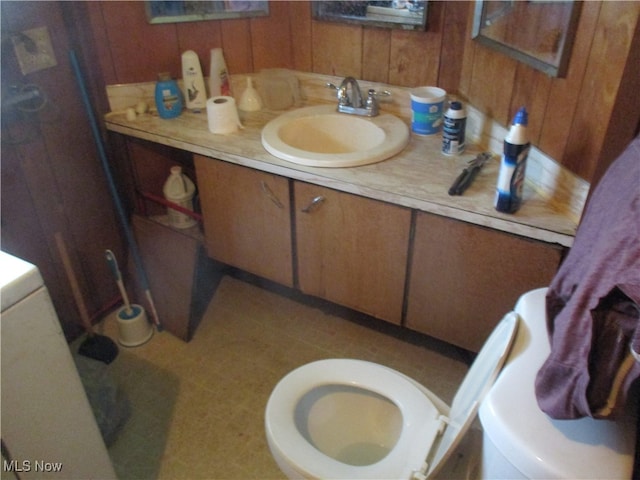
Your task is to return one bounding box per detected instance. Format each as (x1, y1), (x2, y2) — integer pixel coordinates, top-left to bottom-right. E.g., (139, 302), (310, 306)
(146, 1), (269, 24)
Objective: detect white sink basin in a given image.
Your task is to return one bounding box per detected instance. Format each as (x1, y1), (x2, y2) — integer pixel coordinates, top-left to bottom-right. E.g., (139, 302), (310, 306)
(261, 104), (409, 167)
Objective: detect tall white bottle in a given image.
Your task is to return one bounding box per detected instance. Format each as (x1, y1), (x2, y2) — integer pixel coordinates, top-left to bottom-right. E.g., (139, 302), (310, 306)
(181, 50), (207, 112)
(163, 166), (197, 229)
(209, 48), (231, 97)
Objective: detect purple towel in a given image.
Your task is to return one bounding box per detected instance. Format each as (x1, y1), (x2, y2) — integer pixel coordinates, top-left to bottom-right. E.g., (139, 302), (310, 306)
(535, 136), (640, 419)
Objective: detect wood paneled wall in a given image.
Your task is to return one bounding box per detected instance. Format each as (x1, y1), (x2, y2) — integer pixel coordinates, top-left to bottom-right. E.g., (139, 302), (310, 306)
(1, 1), (126, 339)
(86, 1), (639, 184)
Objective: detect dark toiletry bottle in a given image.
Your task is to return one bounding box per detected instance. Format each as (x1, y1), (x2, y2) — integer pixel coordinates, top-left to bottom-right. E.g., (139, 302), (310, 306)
(442, 101), (467, 156)
(494, 107), (530, 213)
(155, 73), (183, 119)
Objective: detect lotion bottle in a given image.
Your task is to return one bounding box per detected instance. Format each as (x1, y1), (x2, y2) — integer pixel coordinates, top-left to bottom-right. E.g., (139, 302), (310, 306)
(208, 48), (231, 97)
(494, 107), (530, 213)
(181, 50), (207, 112)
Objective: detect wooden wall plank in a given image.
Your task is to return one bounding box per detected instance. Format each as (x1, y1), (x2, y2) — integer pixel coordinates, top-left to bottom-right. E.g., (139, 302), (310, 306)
(389, 1), (444, 87)
(84, 2), (118, 86)
(468, 45), (518, 124)
(362, 27), (391, 83)
(538, 1), (600, 168)
(595, 11), (640, 189)
(101, 1), (181, 82)
(250, 1), (293, 71)
(220, 19), (253, 74)
(509, 65), (552, 145)
(439, 1), (471, 95)
(563, 1), (640, 180)
(457, 2), (477, 99)
(289, 1), (313, 71)
(311, 21), (363, 77)
(176, 21), (223, 75)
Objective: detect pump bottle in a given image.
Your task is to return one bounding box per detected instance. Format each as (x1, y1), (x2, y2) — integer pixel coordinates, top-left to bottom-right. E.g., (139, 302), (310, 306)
(494, 107), (530, 213)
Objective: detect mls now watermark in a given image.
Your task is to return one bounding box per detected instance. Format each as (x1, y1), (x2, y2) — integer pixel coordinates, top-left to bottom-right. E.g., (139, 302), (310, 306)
(3, 459), (64, 473)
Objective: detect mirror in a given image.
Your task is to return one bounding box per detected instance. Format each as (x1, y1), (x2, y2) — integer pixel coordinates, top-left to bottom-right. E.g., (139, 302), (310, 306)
(312, 1), (428, 31)
(472, 1), (581, 77)
(146, 1), (269, 24)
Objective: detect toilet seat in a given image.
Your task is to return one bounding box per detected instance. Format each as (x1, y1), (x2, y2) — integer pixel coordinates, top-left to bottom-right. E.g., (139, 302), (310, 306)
(265, 359), (445, 479)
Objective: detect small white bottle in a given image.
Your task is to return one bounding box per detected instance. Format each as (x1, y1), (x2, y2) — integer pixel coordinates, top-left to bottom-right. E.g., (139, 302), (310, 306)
(209, 48), (231, 98)
(181, 50), (207, 112)
(163, 166), (197, 229)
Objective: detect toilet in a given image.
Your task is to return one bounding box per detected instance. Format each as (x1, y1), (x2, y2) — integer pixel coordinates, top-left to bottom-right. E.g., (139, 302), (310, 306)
(265, 288), (636, 479)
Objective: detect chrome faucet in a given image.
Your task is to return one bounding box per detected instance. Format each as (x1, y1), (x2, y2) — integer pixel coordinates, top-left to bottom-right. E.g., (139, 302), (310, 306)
(327, 76), (390, 117)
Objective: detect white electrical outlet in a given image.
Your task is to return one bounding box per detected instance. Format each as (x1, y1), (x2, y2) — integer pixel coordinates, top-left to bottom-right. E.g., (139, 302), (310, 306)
(12, 26), (58, 75)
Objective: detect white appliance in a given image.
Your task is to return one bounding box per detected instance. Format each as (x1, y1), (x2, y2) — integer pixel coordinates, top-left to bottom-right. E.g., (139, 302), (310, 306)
(1, 250), (116, 479)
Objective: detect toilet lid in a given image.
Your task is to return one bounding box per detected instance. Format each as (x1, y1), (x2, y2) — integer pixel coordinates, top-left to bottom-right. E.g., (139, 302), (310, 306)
(426, 311), (519, 477)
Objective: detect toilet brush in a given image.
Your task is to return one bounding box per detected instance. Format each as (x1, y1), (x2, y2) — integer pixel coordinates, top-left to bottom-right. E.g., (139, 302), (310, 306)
(106, 250), (153, 347)
(105, 250), (132, 315)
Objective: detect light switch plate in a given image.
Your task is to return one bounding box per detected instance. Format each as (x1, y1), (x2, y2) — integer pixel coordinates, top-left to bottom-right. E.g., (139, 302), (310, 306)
(12, 26), (58, 75)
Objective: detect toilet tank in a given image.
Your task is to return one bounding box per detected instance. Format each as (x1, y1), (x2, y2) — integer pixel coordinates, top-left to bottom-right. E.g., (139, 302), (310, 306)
(479, 288), (635, 479)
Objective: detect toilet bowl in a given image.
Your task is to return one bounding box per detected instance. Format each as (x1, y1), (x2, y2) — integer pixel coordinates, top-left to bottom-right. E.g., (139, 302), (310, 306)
(266, 288), (637, 479)
(265, 311), (519, 480)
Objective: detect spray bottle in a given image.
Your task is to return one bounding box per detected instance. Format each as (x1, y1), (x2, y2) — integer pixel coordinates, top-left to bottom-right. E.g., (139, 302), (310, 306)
(494, 107), (530, 213)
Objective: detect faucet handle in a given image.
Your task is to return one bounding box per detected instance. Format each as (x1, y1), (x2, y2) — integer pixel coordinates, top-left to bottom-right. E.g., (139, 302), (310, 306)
(370, 89), (392, 99)
(326, 82), (349, 105)
(365, 89), (380, 115)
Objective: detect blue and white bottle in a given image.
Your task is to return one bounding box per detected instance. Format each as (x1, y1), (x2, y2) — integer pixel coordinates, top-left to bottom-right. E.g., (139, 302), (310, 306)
(494, 107), (530, 213)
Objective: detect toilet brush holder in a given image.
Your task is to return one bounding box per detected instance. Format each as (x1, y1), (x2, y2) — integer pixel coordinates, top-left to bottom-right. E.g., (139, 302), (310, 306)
(116, 304), (153, 347)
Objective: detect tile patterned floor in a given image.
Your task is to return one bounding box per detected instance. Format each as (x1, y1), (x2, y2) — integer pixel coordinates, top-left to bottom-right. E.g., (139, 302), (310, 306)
(103, 275), (469, 479)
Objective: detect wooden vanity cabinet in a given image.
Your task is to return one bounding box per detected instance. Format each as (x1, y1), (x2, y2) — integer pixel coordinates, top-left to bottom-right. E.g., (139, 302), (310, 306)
(405, 211), (564, 352)
(294, 182), (412, 325)
(194, 155), (294, 287)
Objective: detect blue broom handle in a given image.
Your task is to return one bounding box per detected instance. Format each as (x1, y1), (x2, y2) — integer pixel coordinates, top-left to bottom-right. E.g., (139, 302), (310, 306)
(68, 49), (162, 330)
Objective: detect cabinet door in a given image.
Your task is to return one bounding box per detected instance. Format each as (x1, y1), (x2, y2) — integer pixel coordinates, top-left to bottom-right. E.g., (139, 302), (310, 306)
(195, 156), (293, 287)
(406, 211), (564, 351)
(295, 182), (411, 325)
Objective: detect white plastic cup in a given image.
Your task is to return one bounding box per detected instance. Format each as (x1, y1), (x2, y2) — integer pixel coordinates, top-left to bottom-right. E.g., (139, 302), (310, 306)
(410, 86), (446, 135)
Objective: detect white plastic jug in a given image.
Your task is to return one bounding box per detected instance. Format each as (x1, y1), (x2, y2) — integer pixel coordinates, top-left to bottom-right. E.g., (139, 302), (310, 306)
(163, 166), (196, 229)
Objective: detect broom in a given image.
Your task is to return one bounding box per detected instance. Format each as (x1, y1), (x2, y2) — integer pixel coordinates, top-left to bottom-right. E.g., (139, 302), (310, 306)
(54, 232), (118, 364)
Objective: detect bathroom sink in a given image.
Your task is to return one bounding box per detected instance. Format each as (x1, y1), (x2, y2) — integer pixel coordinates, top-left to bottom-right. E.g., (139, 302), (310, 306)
(261, 104), (409, 168)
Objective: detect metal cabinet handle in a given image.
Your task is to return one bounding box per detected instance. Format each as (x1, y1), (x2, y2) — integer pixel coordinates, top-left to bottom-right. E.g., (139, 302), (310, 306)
(261, 181), (284, 209)
(301, 195), (325, 213)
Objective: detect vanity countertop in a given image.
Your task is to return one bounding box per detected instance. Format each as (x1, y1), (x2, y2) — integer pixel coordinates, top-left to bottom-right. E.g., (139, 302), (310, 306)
(105, 98), (578, 247)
